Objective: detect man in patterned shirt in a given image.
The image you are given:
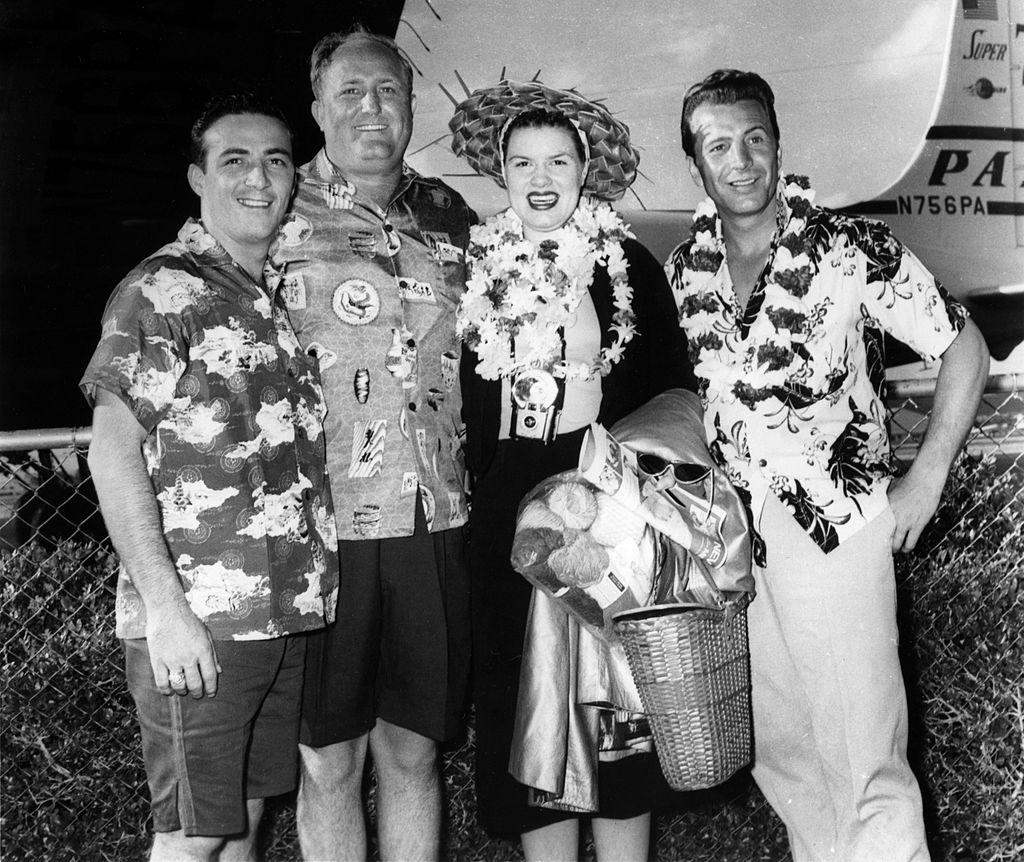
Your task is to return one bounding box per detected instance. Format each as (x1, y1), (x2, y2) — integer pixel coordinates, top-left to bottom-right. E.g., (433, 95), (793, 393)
(669, 70), (989, 861)
(271, 25), (473, 862)
(82, 94), (339, 861)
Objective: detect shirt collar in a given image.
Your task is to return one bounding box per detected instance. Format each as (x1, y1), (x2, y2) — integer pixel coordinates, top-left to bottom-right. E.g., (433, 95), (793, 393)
(309, 148), (419, 207)
(177, 218), (270, 302)
(176, 218), (234, 266)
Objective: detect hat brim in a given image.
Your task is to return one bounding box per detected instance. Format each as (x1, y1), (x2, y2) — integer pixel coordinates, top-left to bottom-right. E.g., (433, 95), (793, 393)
(448, 79), (638, 202)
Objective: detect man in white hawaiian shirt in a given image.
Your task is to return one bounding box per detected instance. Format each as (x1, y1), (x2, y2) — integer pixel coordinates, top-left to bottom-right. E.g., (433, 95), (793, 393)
(668, 69), (990, 862)
(271, 24), (473, 862)
(82, 94), (339, 861)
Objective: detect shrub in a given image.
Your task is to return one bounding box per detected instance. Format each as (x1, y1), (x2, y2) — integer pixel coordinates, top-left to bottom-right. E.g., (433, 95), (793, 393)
(1, 540), (151, 861)
(2, 454), (1020, 860)
(896, 455), (1024, 862)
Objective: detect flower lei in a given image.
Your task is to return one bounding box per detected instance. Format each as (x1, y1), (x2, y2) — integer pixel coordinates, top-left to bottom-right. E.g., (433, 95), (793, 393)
(676, 175), (821, 409)
(456, 197), (636, 382)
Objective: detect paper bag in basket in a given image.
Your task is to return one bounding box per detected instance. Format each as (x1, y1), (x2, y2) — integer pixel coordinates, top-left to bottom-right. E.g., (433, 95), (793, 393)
(509, 469), (663, 641)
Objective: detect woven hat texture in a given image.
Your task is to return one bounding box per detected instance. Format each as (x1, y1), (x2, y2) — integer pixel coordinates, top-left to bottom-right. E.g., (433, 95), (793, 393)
(448, 79), (638, 201)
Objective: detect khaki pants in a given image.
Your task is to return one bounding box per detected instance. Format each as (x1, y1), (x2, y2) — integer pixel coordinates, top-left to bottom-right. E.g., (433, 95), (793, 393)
(748, 494), (929, 862)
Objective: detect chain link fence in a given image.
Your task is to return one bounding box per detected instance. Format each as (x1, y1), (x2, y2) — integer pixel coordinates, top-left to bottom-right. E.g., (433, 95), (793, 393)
(2, 376), (1022, 861)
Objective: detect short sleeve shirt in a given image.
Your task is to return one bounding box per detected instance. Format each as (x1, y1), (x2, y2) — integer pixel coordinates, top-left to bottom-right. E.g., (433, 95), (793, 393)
(668, 193), (968, 553)
(80, 219), (340, 639)
(271, 152), (473, 540)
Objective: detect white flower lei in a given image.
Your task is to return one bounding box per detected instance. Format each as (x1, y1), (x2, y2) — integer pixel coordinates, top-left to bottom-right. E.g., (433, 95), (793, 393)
(456, 197), (637, 382)
(676, 175), (821, 406)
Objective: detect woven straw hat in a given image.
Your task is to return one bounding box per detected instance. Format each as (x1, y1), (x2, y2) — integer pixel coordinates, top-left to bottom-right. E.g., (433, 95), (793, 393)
(448, 78), (638, 201)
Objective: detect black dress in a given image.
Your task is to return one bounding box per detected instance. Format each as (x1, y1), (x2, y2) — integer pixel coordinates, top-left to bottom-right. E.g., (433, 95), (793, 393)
(460, 238), (698, 838)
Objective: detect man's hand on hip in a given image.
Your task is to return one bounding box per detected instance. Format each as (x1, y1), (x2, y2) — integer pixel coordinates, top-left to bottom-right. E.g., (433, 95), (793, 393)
(887, 467), (945, 553)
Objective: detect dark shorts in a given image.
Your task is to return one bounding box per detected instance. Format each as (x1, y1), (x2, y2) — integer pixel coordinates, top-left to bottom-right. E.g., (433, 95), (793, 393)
(124, 635), (305, 837)
(301, 499), (470, 746)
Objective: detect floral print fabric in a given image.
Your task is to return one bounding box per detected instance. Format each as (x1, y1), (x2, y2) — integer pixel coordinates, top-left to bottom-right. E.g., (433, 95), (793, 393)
(667, 178), (967, 554)
(81, 219), (339, 639)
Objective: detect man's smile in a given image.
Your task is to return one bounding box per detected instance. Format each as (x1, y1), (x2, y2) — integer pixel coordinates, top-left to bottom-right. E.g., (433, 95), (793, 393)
(238, 198), (272, 209)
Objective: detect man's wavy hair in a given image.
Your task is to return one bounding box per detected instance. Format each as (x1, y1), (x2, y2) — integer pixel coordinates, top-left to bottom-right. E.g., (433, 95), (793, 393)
(189, 93), (291, 170)
(680, 69), (780, 159)
(309, 23), (414, 99)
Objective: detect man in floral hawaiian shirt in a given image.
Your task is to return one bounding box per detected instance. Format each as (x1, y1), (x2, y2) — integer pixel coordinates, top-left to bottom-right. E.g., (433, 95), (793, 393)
(81, 93), (339, 861)
(270, 25), (473, 862)
(669, 70), (990, 862)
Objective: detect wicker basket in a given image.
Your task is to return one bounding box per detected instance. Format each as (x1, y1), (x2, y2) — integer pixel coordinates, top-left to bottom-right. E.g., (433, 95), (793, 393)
(613, 602), (751, 791)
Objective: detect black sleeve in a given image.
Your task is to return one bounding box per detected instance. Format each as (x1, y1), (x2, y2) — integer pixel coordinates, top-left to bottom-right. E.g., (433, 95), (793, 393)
(627, 238), (698, 396)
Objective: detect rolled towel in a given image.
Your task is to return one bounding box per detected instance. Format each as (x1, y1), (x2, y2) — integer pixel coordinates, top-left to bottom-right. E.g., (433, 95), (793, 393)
(548, 529), (609, 588)
(588, 492), (648, 547)
(546, 481), (598, 530)
(511, 527), (565, 570)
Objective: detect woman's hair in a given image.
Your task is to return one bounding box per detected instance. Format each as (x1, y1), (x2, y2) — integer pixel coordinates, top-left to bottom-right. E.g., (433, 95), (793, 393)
(500, 108), (588, 164)
(680, 69), (779, 159)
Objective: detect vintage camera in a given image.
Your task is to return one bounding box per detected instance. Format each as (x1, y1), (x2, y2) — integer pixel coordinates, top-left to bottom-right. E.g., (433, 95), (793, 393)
(509, 368), (563, 443)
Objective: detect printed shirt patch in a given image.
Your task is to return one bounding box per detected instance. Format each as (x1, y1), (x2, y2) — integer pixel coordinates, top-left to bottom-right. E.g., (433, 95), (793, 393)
(352, 503), (382, 537)
(348, 231), (378, 259)
(397, 277), (437, 304)
(280, 272), (306, 310)
(332, 280), (380, 325)
(419, 483), (436, 527)
(306, 342), (338, 372)
(400, 471), (419, 496)
(422, 231), (463, 263)
(318, 179), (356, 210)
(349, 419), (387, 478)
(279, 214), (314, 247)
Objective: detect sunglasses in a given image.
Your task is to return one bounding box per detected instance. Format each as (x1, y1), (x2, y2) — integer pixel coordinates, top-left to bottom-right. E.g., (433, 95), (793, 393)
(636, 452), (717, 519)
(636, 453), (712, 486)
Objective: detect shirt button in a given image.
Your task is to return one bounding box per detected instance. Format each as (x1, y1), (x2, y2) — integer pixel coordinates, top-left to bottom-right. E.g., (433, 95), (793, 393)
(759, 459), (767, 467)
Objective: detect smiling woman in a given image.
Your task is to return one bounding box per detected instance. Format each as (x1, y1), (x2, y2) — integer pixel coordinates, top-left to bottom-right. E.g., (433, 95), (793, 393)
(452, 82), (698, 861)
(502, 115), (588, 241)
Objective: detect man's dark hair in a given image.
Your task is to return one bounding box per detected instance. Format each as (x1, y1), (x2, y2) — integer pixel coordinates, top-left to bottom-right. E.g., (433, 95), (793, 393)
(500, 108), (587, 164)
(189, 93), (292, 170)
(680, 69), (780, 159)
(309, 23), (414, 100)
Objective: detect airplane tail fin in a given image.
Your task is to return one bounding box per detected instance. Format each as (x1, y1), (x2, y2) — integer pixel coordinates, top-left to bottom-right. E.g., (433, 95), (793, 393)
(845, 0), (1023, 295)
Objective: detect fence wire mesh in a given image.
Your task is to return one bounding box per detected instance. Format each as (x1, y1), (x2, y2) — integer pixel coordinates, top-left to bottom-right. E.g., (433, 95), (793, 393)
(2, 376), (1022, 861)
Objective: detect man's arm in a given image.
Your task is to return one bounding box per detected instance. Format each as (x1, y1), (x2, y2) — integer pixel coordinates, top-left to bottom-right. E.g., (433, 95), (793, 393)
(887, 319), (990, 552)
(88, 388), (220, 697)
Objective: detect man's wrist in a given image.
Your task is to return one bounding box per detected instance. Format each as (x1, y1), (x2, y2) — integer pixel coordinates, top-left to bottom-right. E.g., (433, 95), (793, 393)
(144, 591), (196, 627)
(901, 453), (950, 498)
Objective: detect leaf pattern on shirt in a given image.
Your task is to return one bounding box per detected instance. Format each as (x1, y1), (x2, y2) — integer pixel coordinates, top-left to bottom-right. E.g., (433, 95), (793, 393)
(670, 181), (968, 555)
(775, 479), (846, 554)
(827, 397), (893, 512)
(859, 319), (887, 403)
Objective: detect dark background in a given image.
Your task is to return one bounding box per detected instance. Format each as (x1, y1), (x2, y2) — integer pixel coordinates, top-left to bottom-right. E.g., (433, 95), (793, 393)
(2, 3), (1018, 431)
(0, 0), (405, 430)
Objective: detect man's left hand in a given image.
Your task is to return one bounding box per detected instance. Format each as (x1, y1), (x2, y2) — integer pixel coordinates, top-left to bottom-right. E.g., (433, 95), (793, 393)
(887, 468), (946, 553)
